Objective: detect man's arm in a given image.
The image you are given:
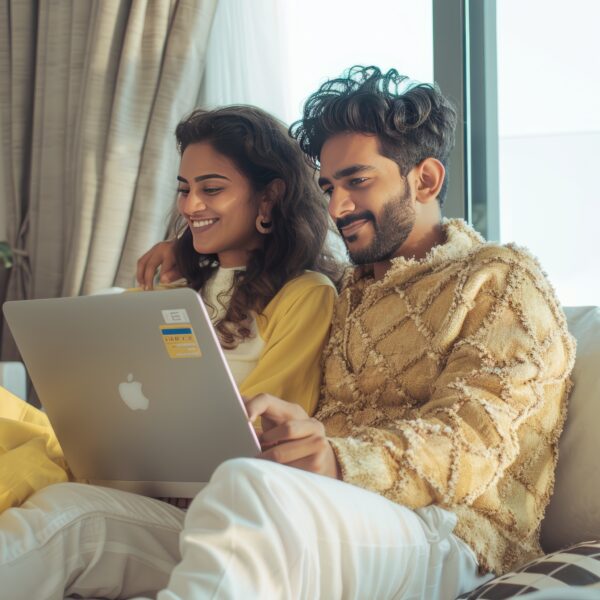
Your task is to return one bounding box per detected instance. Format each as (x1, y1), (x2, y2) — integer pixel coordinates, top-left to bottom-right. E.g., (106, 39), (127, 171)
(136, 240), (180, 290)
(244, 395), (341, 479)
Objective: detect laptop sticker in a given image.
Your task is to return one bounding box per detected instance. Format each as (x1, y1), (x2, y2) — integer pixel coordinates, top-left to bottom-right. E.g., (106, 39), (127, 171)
(159, 324), (202, 358)
(162, 308), (190, 324)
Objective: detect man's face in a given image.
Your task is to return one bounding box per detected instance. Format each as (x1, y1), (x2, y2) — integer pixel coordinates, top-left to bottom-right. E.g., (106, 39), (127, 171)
(318, 132), (416, 265)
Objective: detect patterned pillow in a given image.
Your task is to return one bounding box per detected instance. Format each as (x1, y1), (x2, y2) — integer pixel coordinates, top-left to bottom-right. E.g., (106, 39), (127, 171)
(457, 541), (600, 599)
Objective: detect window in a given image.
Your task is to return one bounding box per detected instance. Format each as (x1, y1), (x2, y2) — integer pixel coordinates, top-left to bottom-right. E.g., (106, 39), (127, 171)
(282, 0), (433, 125)
(497, 0), (600, 305)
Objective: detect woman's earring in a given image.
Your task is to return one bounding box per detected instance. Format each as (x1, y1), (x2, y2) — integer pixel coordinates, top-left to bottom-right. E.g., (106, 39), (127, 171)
(256, 215), (273, 234)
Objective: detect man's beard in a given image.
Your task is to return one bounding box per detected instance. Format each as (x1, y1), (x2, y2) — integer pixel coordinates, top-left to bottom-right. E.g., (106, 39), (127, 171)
(337, 184), (415, 265)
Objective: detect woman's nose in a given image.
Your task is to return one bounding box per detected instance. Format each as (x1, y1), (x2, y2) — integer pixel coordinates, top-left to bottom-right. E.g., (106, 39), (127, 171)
(180, 190), (207, 215)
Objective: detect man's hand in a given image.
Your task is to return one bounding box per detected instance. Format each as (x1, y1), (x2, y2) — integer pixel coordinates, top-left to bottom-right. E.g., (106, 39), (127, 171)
(244, 394), (341, 480)
(136, 240), (181, 290)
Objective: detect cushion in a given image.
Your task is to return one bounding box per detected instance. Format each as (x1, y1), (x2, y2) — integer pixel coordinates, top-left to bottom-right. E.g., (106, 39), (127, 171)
(540, 306), (600, 552)
(457, 540), (600, 599)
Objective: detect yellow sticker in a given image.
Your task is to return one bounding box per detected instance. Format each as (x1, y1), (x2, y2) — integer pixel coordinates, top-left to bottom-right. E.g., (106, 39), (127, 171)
(160, 324), (202, 358)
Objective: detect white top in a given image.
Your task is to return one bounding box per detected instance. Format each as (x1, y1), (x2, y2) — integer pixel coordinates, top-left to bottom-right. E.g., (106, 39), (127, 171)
(201, 267), (265, 386)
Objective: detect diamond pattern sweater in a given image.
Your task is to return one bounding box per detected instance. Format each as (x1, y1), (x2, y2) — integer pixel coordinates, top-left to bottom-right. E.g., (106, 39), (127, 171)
(318, 219), (575, 575)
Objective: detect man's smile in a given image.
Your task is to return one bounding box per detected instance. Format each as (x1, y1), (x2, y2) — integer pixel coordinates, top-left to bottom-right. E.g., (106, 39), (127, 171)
(336, 212), (375, 240)
(339, 219), (371, 239)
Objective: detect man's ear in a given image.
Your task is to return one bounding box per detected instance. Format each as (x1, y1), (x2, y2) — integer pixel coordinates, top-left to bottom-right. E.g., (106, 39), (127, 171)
(259, 178), (285, 220)
(413, 158), (445, 204)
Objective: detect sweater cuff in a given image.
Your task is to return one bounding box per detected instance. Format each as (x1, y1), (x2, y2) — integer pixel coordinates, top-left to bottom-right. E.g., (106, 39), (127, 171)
(328, 436), (399, 492)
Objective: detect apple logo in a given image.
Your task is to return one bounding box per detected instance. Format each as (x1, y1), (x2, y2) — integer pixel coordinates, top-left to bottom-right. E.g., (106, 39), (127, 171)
(118, 373), (150, 410)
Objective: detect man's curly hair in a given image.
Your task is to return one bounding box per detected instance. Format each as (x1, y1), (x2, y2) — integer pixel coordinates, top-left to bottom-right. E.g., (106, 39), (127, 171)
(289, 66), (457, 207)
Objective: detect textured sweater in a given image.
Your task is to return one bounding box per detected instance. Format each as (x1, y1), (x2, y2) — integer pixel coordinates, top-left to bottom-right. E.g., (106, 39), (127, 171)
(318, 218), (575, 575)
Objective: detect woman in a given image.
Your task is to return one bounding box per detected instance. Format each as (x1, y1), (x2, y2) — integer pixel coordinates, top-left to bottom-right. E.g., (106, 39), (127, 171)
(0, 105), (341, 512)
(139, 104), (339, 410)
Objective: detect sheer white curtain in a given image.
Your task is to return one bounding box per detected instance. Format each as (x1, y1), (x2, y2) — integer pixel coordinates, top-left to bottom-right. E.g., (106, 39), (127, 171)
(197, 0), (291, 123)
(198, 0), (434, 127)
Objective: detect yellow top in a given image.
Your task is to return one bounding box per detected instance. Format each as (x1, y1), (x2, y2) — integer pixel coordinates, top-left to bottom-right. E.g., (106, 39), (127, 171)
(0, 271), (336, 511)
(242, 271), (335, 415)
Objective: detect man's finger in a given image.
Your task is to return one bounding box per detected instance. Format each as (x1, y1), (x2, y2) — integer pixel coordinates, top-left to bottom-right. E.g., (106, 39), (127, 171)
(244, 394), (306, 424)
(142, 253), (165, 290)
(260, 435), (322, 465)
(136, 249), (153, 287)
(159, 263), (180, 283)
(260, 418), (322, 448)
(136, 251), (161, 290)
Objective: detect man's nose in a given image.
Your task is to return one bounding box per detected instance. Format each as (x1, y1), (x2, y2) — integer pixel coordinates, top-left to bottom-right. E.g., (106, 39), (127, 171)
(328, 188), (356, 221)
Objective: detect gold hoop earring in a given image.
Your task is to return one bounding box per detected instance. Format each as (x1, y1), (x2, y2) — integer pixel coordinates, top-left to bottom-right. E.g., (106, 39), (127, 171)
(256, 216), (273, 234)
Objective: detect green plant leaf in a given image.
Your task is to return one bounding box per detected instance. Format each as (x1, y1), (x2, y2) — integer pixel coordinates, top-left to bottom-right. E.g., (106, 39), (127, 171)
(0, 241), (13, 269)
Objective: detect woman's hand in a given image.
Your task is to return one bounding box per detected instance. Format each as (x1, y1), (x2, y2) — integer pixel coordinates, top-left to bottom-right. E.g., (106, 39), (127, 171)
(136, 240), (181, 290)
(244, 394), (341, 479)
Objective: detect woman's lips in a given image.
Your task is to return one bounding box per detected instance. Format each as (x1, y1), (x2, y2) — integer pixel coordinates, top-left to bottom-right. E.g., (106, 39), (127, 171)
(190, 218), (219, 233)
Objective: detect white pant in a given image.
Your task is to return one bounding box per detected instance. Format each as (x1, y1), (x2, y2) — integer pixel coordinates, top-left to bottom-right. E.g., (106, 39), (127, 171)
(0, 458), (491, 600)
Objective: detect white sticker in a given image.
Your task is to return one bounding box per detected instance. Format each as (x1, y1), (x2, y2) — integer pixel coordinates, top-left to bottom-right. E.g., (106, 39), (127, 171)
(162, 309), (190, 324)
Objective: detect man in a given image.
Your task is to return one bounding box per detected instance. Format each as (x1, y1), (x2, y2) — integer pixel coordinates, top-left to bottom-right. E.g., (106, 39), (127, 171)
(0, 67), (574, 599)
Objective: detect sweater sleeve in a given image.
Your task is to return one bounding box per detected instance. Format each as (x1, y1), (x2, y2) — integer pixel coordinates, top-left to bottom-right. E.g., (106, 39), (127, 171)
(328, 261), (575, 508)
(239, 274), (336, 416)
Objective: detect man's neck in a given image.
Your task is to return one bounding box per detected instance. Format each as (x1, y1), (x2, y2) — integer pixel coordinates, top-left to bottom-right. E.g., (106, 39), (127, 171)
(372, 221), (446, 280)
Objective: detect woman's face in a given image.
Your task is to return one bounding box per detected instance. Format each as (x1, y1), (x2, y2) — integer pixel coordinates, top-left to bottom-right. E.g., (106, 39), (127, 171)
(176, 142), (264, 268)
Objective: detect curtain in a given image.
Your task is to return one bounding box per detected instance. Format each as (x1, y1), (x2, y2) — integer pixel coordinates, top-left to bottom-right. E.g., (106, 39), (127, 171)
(198, 0), (291, 123)
(0, 0), (218, 360)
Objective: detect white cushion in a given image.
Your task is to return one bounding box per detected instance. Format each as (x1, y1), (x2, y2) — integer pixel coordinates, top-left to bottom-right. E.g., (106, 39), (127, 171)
(540, 306), (600, 552)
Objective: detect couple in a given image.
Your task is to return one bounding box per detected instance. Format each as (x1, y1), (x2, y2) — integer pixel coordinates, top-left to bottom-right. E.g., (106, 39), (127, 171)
(0, 66), (575, 600)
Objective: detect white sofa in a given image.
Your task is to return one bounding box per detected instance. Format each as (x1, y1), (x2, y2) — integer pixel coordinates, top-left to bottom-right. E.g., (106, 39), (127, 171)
(540, 306), (600, 549)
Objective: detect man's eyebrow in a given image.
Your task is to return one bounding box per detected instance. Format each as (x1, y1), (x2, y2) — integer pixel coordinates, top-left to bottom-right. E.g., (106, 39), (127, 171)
(317, 164), (374, 187)
(176, 174), (231, 184)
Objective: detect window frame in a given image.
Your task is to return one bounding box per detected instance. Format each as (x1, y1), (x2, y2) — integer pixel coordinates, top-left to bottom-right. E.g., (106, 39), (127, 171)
(433, 0), (499, 241)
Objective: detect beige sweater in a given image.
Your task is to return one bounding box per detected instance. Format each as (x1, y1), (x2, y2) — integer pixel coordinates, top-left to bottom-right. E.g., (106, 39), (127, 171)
(318, 219), (575, 575)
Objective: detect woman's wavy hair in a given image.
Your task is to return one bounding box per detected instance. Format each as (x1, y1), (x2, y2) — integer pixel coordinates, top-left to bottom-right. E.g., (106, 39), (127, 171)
(290, 66), (457, 207)
(171, 105), (343, 347)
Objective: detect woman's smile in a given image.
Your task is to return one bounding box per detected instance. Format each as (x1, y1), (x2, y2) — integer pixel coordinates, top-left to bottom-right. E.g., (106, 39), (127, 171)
(189, 217), (219, 233)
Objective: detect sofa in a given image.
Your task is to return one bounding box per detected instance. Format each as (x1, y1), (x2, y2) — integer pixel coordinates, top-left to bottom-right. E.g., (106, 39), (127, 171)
(2, 305), (600, 599)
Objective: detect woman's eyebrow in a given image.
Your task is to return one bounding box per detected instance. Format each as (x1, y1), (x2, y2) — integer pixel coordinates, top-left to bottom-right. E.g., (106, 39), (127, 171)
(176, 174), (231, 183)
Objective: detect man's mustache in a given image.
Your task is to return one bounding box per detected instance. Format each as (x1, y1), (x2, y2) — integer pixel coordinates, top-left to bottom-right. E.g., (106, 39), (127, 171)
(336, 211), (375, 231)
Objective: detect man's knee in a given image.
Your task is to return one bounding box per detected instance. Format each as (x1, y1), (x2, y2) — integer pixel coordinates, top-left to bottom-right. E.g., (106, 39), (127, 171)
(212, 457), (273, 483)
(208, 458), (298, 503)
(23, 482), (93, 511)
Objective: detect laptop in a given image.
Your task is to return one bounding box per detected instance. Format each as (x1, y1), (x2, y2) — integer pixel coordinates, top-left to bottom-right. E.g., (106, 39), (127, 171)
(2, 288), (261, 497)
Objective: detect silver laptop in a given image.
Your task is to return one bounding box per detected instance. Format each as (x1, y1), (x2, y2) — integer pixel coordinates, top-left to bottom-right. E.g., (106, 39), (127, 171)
(2, 288), (261, 497)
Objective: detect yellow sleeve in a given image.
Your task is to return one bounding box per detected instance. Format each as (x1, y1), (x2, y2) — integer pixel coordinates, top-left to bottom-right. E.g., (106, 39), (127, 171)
(0, 387), (70, 511)
(239, 272), (336, 416)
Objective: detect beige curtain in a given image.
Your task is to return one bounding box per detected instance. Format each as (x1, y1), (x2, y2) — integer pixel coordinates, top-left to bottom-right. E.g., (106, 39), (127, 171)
(0, 0), (218, 359)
